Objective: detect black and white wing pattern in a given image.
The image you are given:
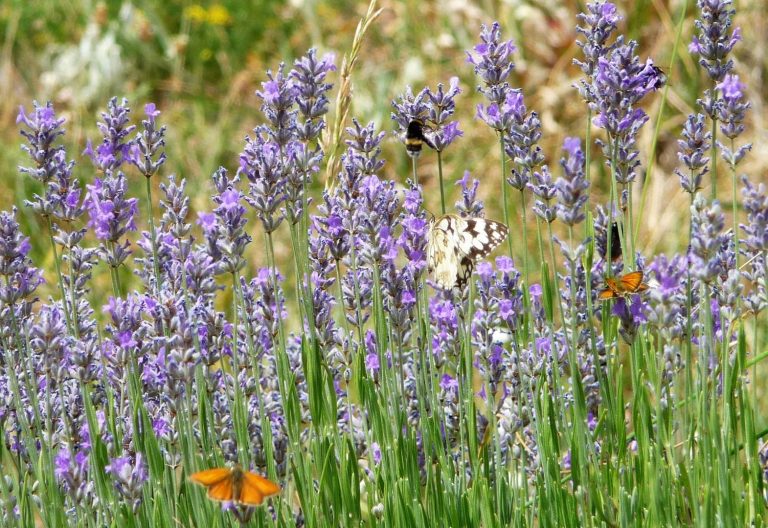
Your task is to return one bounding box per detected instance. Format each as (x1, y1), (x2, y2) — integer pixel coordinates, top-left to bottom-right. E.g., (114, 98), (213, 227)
(427, 214), (509, 290)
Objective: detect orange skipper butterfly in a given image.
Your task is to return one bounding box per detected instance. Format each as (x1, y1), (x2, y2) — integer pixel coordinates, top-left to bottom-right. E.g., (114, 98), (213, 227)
(190, 465), (280, 506)
(598, 270), (650, 300)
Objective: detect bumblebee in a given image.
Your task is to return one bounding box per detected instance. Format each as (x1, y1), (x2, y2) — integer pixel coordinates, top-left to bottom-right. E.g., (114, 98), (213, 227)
(405, 119), (435, 158)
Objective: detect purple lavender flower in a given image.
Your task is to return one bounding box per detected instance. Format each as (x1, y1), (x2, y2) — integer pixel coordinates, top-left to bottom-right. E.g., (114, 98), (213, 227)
(455, 172), (484, 218)
(364, 329), (380, 376)
(54, 446), (95, 507)
(574, 2), (622, 103)
(202, 169), (251, 275)
(343, 119), (386, 179)
(467, 22), (517, 109)
(690, 0), (740, 83)
(503, 92), (545, 191)
(256, 63), (298, 148)
(240, 133), (286, 233)
(741, 177), (768, 255)
(689, 195), (727, 284)
(83, 172), (138, 268)
(357, 175), (399, 267)
(555, 137), (589, 226)
(398, 182), (428, 276)
(529, 283), (547, 332)
(528, 166), (557, 223)
(612, 295), (648, 344)
(391, 86), (430, 133)
(590, 42), (665, 184)
(17, 102), (79, 220)
(85, 97), (136, 175)
(29, 305), (69, 384)
(130, 103), (167, 178)
(646, 254), (690, 341)
(314, 192), (351, 262)
(740, 176), (768, 315)
(675, 114), (711, 194)
(342, 266), (372, 328)
(424, 77), (463, 151)
(0, 209), (44, 323)
(290, 49), (336, 144)
(307, 224), (340, 351)
(105, 453), (148, 513)
(240, 268), (285, 360)
(473, 261), (512, 402)
(430, 295), (460, 367)
(716, 74), (752, 167)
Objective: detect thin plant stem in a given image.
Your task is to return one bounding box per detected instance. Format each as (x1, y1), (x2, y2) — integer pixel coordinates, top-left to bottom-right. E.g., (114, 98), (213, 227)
(730, 138), (739, 271)
(500, 135), (513, 258)
(46, 217), (72, 334)
(519, 189), (530, 289)
(710, 90), (719, 200)
(437, 150), (446, 214)
(144, 177), (162, 298)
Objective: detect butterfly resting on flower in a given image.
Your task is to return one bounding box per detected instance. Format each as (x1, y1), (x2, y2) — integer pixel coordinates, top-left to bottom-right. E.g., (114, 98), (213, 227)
(598, 270), (649, 300)
(427, 214), (509, 290)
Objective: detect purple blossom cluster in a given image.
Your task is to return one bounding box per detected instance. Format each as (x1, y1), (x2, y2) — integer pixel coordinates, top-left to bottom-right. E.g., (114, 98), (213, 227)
(1, 6), (764, 525)
(391, 77), (464, 153)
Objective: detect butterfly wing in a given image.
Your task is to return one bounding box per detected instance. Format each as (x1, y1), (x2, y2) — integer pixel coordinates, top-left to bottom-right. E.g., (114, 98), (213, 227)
(190, 468), (232, 486)
(238, 471), (281, 506)
(619, 271), (644, 293)
(190, 468), (235, 502)
(462, 219), (509, 260)
(598, 288), (617, 300)
(609, 223), (622, 261)
(206, 478), (235, 502)
(428, 215), (464, 290)
(598, 277), (619, 300)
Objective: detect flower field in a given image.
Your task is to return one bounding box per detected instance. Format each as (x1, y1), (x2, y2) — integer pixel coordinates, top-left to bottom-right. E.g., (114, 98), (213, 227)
(0, 0), (767, 526)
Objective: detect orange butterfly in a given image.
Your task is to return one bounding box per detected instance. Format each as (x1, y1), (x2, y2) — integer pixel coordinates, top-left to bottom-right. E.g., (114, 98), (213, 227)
(190, 465), (280, 506)
(598, 270), (649, 300)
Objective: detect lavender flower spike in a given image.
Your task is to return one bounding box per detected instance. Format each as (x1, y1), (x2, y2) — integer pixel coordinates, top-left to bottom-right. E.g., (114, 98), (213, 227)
(556, 137), (589, 226)
(716, 74), (752, 168)
(689, 0), (740, 83)
(83, 173), (138, 268)
(105, 453), (148, 513)
(675, 114), (711, 195)
(291, 49), (336, 144)
(130, 103), (167, 178)
(17, 101), (76, 219)
(574, 1), (622, 103)
(85, 97), (135, 175)
(425, 77), (464, 152)
(467, 22), (517, 108)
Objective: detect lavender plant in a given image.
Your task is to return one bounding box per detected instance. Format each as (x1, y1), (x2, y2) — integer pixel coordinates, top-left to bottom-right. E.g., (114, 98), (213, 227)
(2, 3), (767, 528)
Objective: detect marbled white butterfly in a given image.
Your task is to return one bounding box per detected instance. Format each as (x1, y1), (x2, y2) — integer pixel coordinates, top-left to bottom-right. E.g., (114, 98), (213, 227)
(427, 214), (509, 290)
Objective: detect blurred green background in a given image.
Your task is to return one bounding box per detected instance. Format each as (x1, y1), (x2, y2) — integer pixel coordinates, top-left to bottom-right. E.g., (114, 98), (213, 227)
(0, 0), (766, 292)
